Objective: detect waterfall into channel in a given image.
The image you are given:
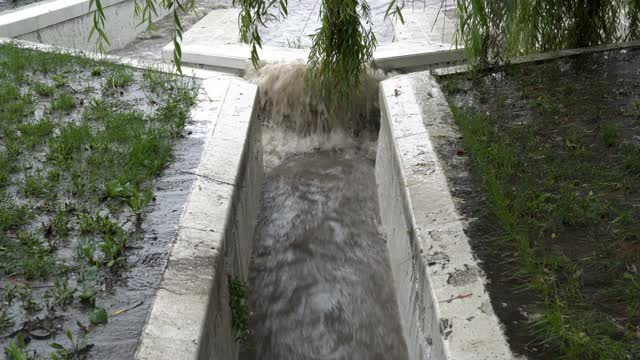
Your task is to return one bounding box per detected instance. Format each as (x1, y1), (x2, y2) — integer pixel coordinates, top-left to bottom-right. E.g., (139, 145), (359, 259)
(240, 64), (408, 360)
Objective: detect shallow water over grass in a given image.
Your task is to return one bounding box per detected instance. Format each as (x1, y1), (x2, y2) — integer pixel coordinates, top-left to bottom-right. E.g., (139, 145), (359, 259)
(437, 48), (640, 359)
(0, 43), (200, 359)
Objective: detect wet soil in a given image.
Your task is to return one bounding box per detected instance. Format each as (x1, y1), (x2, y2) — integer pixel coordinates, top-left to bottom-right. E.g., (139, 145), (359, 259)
(0, 47), (204, 359)
(430, 47), (640, 358)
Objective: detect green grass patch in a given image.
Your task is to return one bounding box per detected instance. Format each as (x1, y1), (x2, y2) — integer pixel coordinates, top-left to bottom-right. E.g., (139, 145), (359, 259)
(32, 81), (55, 97)
(50, 92), (76, 112)
(105, 68), (133, 89)
(0, 42), (198, 356)
(445, 93), (640, 358)
(440, 56), (640, 360)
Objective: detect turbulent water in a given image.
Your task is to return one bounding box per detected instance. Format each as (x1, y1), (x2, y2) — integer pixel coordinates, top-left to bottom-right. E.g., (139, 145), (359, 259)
(242, 64), (408, 360)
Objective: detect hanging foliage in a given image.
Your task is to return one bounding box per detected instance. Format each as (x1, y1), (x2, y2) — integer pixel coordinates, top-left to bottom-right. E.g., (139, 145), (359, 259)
(306, 0), (377, 107)
(455, 0), (640, 66)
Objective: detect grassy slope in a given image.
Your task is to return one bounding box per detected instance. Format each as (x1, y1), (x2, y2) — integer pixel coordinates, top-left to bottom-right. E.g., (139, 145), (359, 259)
(440, 58), (640, 359)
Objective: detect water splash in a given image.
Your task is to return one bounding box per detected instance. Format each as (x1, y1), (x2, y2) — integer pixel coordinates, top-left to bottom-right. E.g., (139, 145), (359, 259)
(242, 63), (407, 360)
(244, 62), (392, 135)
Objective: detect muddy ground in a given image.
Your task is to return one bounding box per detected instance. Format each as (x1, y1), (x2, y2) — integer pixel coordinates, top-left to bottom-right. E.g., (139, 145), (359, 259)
(0, 44), (205, 359)
(429, 47), (640, 358)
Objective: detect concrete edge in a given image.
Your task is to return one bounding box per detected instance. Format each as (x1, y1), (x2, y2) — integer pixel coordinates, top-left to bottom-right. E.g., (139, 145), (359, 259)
(434, 39), (640, 76)
(135, 76), (263, 360)
(0, 0), (145, 37)
(162, 40), (465, 71)
(376, 74), (514, 359)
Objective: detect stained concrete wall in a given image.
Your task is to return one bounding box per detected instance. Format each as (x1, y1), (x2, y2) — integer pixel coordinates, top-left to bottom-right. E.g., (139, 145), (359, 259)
(376, 73), (515, 360)
(135, 76), (263, 360)
(0, 0), (169, 52)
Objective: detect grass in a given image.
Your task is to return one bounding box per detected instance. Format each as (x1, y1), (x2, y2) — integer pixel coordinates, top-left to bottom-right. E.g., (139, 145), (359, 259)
(0, 42), (197, 356)
(105, 68), (133, 89)
(50, 92), (76, 112)
(441, 60), (640, 358)
(229, 276), (251, 348)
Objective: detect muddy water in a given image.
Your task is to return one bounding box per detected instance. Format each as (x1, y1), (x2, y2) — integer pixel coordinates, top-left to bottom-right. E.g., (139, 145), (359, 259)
(243, 135), (408, 360)
(242, 62), (407, 359)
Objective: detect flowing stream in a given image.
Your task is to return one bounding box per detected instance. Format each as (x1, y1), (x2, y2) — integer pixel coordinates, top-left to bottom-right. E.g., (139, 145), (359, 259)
(241, 64), (408, 360)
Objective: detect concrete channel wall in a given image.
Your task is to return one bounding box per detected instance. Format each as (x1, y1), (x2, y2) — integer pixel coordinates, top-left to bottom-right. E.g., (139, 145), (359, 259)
(376, 74), (514, 360)
(135, 77), (263, 360)
(0, 0), (169, 52)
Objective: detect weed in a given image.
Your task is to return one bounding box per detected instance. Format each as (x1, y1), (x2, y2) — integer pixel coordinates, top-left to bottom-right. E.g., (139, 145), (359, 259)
(51, 93), (76, 112)
(602, 123), (618, 147)
(529, 95), (560, 113)
(32, 82), (55, 97)
(0, 151), (16, 189)
(228, 276), (250, 347)
(17, 118), (55, 147)
(16, 285), (41, 313)
(77, 239), (98, 267)
(0, 199), (31, 232)
(126, 185), (153, 222)
(51, 74), (66, 88)
(4, 334), (39, 360)
(50, 276), (76, 306)
(51, 210), (70, 237)
(50, 330), (93, 360)
(78, 289), (96, 307)
(89, 308), (108, 325)
(0, 285), (15, 331)
(90, 67), (102, 77)
(99, 233), (127, 268)
(105, 68), (133, 89)
(22, 170), (49, 198)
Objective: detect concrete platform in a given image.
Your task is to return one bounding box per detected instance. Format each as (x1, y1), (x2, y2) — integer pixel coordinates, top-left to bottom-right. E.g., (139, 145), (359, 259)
(163, 7), (465, 72)
(0, 0), (170, 52)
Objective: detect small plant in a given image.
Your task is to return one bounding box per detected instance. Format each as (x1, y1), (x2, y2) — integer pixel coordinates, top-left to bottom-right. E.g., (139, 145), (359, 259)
(602, 123), (618, 147)
(0, 198), (31, 232)
(89, 308), (108, 326)
(16, 285), (41, 313)
(104, 180), (132, 200)
(99, 233), (127, 268)
(51, 210), (70, 237)
(90, 67), (102, 77)
(105, 69), (133, 89)
(0, 284), (16, 331)
(51, 74), (66, 88)
(50, 330), (93, 360)
(51, 93), (76, 112)
(51, 277), (76, 306)
(228, 276), (250, 347)
(77, 239), (98, 267)
(126, 185), (153, 222)
(21, 170), (49, 198)
(78, 289), (96, 308)
(4, 334), (39, 360)
(32, 82), (55, 97)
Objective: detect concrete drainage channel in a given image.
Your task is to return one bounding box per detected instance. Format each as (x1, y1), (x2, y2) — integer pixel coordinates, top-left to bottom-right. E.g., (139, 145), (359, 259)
(0, 3), (511, 359)
(134, 69), (514, 359)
